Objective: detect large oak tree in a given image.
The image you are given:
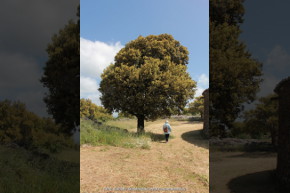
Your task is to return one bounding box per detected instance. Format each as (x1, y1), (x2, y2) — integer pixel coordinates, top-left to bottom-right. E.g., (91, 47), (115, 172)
(99, 34), (196, 133)
(210, 0), (262, 136)
(41, 6), (80, 135)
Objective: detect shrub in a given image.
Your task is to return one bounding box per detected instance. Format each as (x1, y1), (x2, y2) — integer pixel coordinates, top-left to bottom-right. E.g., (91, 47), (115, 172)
(80, 98), (113, 122)
(0, 100), (73, 151)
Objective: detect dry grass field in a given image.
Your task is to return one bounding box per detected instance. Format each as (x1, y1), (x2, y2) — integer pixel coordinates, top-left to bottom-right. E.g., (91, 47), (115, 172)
(80, 119), (209, 193)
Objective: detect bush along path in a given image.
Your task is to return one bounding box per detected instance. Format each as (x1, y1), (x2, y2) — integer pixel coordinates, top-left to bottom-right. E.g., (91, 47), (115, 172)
(80, 120), (209, 193)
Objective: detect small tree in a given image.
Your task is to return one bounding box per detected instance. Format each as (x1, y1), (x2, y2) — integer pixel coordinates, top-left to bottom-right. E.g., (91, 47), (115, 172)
(99, 34), (196, 133)
(80, 98), (113, 122)
(243, 94), (278, 145)
(188, 96), (204, 119)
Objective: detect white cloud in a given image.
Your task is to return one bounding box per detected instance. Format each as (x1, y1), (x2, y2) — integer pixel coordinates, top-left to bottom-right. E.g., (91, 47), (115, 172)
(195, 73), (209, 97)
(80, 37), (123, 106)
(80, 37), (123, 78)
(257, 45), (290, 97)
(86, 94), (101, 106)
(80, 76), (99, 94)
(197, 73), (209, 88)
(258, 74), (280, 97)
(195, 87), (205, 98)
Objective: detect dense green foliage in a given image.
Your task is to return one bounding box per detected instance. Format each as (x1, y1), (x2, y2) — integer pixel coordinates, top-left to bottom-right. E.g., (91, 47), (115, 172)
(188, 96), (204, 118)
(243, 94), (278, 144)
(80, 98), (113, 122)
(210, 0), (245, 26)
(99, 34), (196, 132)
(117, 111), (136, 119)
(0, 100), (74, 152)
(210, 0), (262, 136)
(41, 7), (80, 134)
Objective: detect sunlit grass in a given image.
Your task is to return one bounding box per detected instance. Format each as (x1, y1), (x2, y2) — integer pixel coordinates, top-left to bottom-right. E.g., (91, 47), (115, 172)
(80, 118), (177, 149)
(80, 119), (152, 149)
(105, 119), (138, 132)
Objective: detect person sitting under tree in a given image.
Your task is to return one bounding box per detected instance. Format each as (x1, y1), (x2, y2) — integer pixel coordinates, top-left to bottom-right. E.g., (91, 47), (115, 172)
(163, 120), (172, 143)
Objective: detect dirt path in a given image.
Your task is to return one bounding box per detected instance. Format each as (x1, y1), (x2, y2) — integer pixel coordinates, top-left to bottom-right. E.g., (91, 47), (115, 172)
(210, 151), (277, 193)
(81, 120), (209, 193)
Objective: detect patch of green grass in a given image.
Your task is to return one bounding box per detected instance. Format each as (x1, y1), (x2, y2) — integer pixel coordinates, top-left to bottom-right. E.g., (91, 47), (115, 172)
(50, 148), (80, 163)
(81, 119), (177, 149)
(105, 119), (166, 131)
(80, 119), (151, 149)
(105, 119), (137, 131)
(0, 145), (79, 193)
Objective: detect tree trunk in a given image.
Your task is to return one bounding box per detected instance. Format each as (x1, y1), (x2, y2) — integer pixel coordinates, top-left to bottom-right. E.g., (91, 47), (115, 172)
(200, 111), (204, 120)
(276, 85), (290, 191)
(270, 128), (277, 148)
(137, 115), (145, 134)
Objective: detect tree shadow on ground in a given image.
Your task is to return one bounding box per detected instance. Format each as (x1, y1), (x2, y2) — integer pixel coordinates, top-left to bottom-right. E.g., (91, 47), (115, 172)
(181, 129), (208, 149)
(145, 132), (173, 142)
(228, 170), (283, 193)
(173, 117), (203, 122)
(210, 141), (276, 153)
(124, 130), (169, 143)
(174, 121), (203, 125)
(226, 151), (277, 159)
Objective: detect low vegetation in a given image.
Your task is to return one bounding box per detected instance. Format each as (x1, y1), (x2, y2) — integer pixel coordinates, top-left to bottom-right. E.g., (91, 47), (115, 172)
(80, 98), (113, 122)
(80, 118), (173, 149)
(0, 100), (75, 152)
(0, 145), (79, 193)
(0, 100), (79, 193)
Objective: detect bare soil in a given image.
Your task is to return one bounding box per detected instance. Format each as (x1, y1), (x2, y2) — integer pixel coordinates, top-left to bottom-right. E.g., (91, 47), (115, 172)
(80, 120), (209, 193)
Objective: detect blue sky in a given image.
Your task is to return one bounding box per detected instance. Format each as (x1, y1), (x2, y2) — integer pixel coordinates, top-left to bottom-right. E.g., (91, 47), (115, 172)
(80, 0), (209, 105)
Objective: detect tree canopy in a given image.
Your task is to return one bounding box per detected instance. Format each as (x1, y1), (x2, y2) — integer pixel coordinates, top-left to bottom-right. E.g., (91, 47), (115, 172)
(210, 0), (245, 26)
(80, 98), (113, 122)
(188, 96), (204, 118)
(209, 0), (263, 136)
(99, 34), (196, 133)
(41, 6), (80, 135)
(0, 100), (72, 151)
(243, 94), (278, 145)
